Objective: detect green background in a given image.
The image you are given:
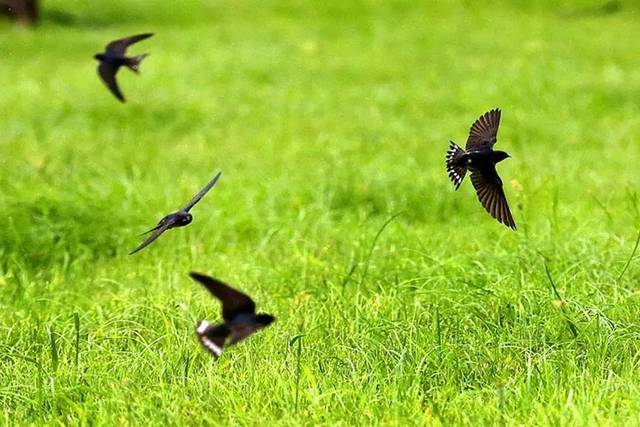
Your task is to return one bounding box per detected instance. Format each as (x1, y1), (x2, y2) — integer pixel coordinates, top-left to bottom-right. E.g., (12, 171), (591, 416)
(1, 0), (640, 425)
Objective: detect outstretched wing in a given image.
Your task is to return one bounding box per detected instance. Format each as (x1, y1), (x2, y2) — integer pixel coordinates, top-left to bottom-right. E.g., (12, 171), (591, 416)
(190, 272), (256, 321)
(105, 33), (154, 56)
(98, 62), (125, 102)
(469, 167), (516, 229)
(129, 222), (171, 255)
(466, 108), (501, 151)
(182, 171), (222, 212)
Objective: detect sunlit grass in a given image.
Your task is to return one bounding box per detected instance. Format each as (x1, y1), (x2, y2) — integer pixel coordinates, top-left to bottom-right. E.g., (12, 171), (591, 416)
(1, 0), (640, 425)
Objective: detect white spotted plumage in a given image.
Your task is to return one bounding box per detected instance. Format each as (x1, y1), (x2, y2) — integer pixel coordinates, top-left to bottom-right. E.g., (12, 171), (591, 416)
(446, 141), (467, 190)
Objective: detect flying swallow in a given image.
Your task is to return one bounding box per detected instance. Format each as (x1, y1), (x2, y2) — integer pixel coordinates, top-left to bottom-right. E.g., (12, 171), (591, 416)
(129, 171), (222, 255)
(190, 272), (275, 358)
(94, 33), (153, 102)
(445, 108), (516, 229)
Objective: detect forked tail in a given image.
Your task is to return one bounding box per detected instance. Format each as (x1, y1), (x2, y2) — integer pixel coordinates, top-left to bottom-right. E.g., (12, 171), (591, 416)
(125, 54), (149, 73)
(446, 141), (467, 190)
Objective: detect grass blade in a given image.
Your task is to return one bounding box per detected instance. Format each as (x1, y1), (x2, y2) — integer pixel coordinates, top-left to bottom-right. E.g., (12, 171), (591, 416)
(73, 313), (80, 367)
(289, 334), (305, 413)
(49, 326), (59, 372)
(617, 229), (640, 281)
(542, 261), (578, 338)
(358, 211), (404, 288)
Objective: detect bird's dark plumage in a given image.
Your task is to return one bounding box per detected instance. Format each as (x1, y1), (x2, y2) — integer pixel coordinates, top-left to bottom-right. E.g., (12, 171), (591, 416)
(129, 171), (222, 255)
(190, 272), (275, 358)
(466, 108), (501, 150)
(94, 33), (153, 102)
(446, 108), (516, 229)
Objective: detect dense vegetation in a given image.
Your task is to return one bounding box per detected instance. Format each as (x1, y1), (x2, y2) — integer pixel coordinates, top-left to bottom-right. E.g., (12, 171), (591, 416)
(1, 0), (639, 424)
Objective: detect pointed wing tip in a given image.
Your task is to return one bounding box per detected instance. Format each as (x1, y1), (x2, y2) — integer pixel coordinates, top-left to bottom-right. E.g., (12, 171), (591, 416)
(502, 219), (516, 230)
(189, 271), (206, 281)
(129, 243), (146, 255)
(130, 32), (154, 41)
(211, 171), (223, 182)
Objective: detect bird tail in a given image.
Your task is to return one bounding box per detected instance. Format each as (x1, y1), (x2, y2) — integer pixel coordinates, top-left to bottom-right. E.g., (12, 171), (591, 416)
(125, 54), (149, 73)
(446, 141), (467, 190)
(139, 223), (161, 236)
(196, 321), (227, 359)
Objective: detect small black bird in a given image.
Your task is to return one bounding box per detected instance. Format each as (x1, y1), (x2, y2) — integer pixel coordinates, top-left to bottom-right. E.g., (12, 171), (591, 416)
(446, 108), (516, 229)
(130, 171), (222, 255)
(190, 272), (275, 358)
(94, 33), (153, 102)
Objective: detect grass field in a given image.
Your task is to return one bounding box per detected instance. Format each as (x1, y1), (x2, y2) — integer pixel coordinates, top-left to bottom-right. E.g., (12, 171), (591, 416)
(2, 0), (640, 425)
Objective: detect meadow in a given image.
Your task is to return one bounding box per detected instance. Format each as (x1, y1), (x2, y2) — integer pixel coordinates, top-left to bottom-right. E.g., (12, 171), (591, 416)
(1, 0), (640, 425)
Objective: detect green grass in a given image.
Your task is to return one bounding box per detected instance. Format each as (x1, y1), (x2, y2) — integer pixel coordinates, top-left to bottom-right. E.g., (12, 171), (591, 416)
(2, 0), (640, 424)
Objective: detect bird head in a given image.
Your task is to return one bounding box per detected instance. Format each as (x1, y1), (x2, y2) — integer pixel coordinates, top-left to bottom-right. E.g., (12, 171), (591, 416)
(494, 151), (511, 162)
(254, 314), (276, 326)
(179, 213), (193, 226)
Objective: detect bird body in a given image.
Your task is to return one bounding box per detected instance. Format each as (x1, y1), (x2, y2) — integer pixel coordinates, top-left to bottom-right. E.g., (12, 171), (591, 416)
(152, 211), (193, 231)
(445, 109), (516, 229)
(129, 171), (221, 255)
(190, 272), (275, 358)
(94, 33), (153, 102)
(453, 148), (509, 170)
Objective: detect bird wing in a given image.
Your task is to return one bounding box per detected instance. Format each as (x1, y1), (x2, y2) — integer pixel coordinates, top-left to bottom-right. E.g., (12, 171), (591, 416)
(189, 272), (256, 321)
(129, 222), (171, 255)
(105, 33), (154, 56)
(98, 61), (125, 102)
(466, 108), (501, 150)
(469, 167), (516, 229)
(182, 171), (222, 212)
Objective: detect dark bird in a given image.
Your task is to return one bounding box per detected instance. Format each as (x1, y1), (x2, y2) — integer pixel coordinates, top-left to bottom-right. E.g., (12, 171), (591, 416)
(190, 272), (275, 358)
(129, 171), (222, 255)
(94, 33), (153, 102)
(445, 108), (516, 229)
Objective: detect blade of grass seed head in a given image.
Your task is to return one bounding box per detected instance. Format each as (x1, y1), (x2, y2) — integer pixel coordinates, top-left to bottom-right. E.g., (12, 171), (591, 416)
(617, 229), (640, 282)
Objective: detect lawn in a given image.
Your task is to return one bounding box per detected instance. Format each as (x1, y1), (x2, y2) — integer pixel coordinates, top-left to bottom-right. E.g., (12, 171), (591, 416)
(1, 0), (640, 425)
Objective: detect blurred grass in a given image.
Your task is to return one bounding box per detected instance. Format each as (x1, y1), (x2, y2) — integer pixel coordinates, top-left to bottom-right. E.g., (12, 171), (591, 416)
(1, 0), (640, 425)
